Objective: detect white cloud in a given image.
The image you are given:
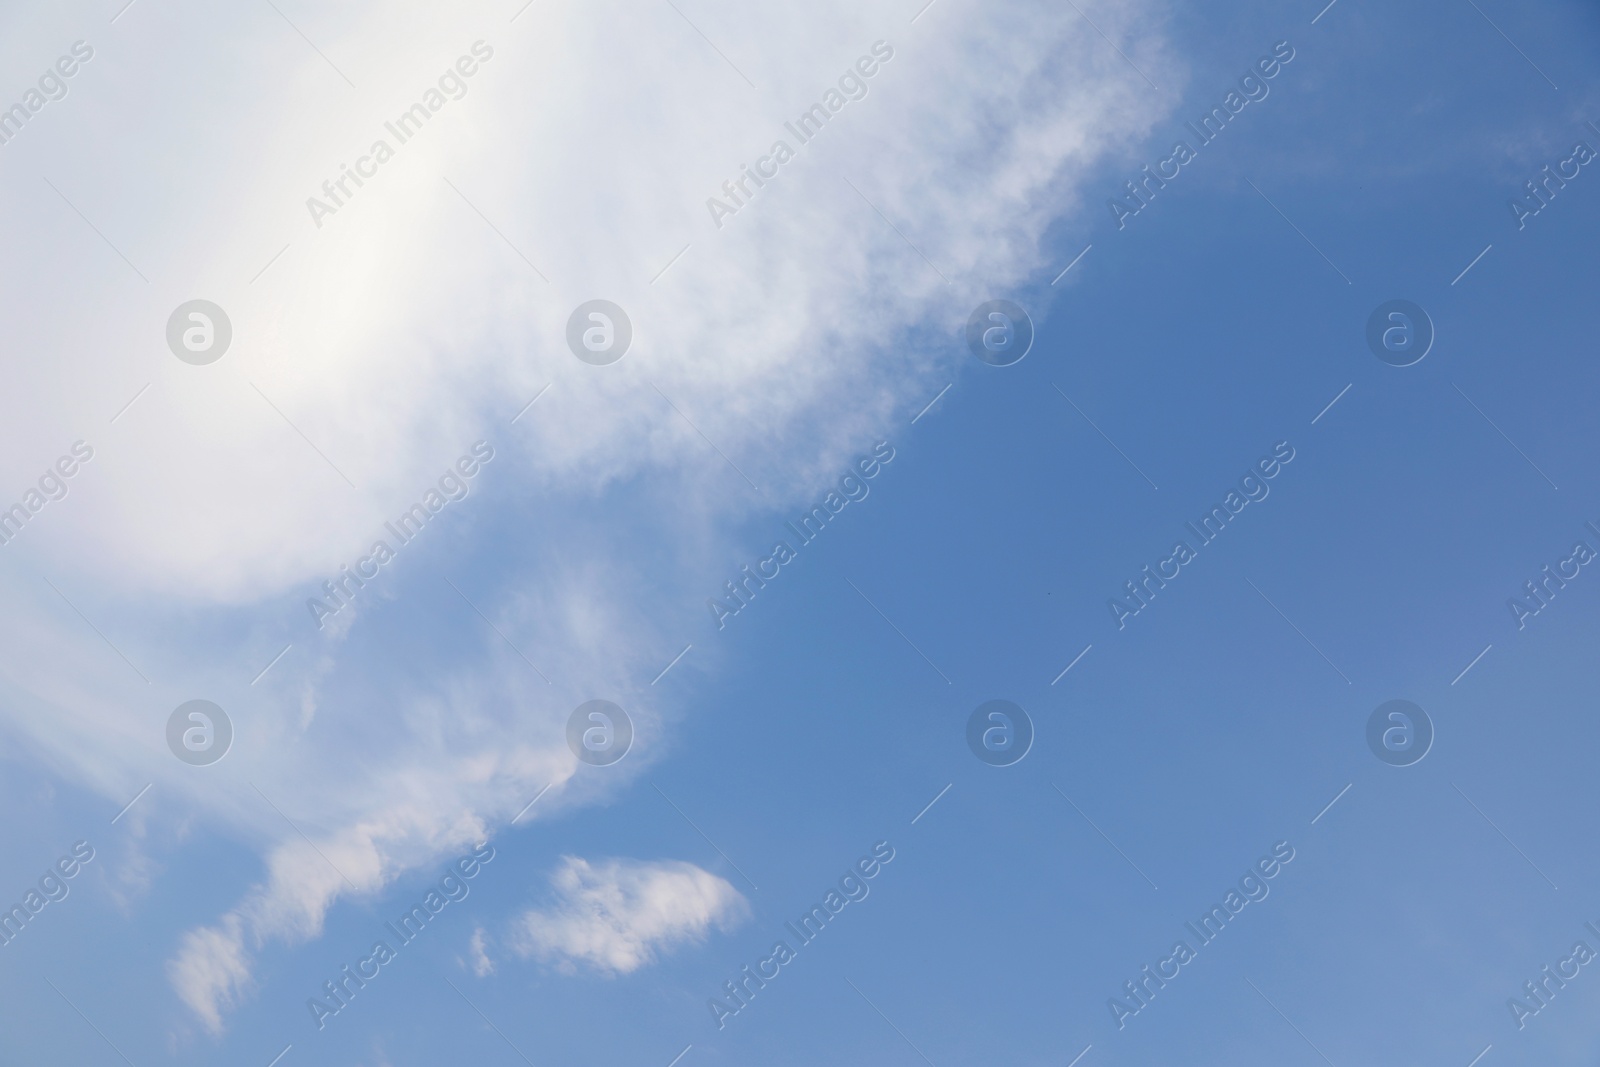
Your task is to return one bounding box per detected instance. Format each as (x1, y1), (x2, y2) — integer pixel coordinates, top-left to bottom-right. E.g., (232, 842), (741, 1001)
(0, 0), (1178, 1032)
(468, 925), (495, 977)
(166, 915), (252, 1036)
(511, 856), (748, 975)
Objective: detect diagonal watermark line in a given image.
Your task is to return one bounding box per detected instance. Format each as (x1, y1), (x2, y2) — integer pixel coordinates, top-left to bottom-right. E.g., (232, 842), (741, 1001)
(1465, 1043), (1492, 1067)
(442, 177), (549, 281)
(650, 382), (760, 491)
(909, 0), (939, 23)
(651, 243), (693, 284)
(1051, 243), (1093, 285)
(251, 781), (363, 894)
(45, 978), (139, 1067)
(1245, 978), (1336, 1066)
(1311, 383), (1351, 425)
(111, 783), (152, 825)
(444, 977), (537, 1065)
(1311, 783), (1352, 825)
(263, 0), (356, 87)
(1052, 783), (1158, 889)
(651, 781), (759, 890)
(110, 382), (151, 424)
(1245, 577), (1352, 684)
(443, 577), (551, 683)
(911, 384), (952, 424)
(511, 383), (552, 424)
(665, 1044), (693, 1067)
(1452, 382), (1558, 490)
(509, 0), (539, 21)
(1452, 643), (1492, 685)
(1052, 643), (1093, 685)
(651, 643), (693, 685)
(41, 575), (149, 683)
(838, 174), (950, 284)
(110, 0), (140, 22)
(1243, 178), (1351, 284)
(1063, 0), (1159, 90)
(1052, 384), (1158, 489)
(662, 0), (756, 88)
(1452, 782), (1558, 890)
(250, 243), (292, 285)
(248, 382), (358, 488)
(1311, 0), (1339, 24)
(844, 578), (952, 684)
(251, 643), (293, 685)
(1066, 1045), (1093, 1067)
(265, 1044), (293, 1067)
(911, 783), (952, 825)
(43, 178), (147, 282)
(845, 978), (938, 1067)
(1452, 244), (1493, 285)
(1463, 0), (1557, 89)
(511, 782), (553, 824)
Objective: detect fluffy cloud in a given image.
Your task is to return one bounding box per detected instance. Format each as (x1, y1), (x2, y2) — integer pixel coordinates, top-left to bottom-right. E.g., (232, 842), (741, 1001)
(510, 856), (748, 974)
(0, 0), (1177, 1033)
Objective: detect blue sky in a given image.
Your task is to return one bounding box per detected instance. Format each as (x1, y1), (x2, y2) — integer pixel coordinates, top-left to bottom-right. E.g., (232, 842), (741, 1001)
(1, 0), (1599, 1065)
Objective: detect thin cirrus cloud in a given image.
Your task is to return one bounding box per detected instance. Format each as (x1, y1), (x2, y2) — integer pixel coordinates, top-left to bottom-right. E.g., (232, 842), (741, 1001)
(468, 925), (495, 977)
(0, 0), (1176, 1036)
(509, 856), (750, 975)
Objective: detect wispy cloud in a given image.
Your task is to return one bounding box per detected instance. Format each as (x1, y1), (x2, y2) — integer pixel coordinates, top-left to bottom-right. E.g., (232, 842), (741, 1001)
(468, 925), (495, 977)
(167, 915), (252, 1035)
(0, 0), (1177, 1033)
